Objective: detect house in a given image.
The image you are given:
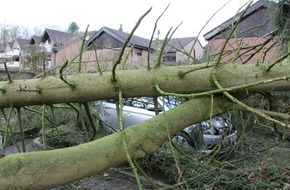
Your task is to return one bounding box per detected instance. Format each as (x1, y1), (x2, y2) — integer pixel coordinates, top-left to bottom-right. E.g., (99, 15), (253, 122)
(2, 35), (46, 73)
(0, 28), (96, 74)
(54, 30), (97, 73)
(40, 26), (205, 73)
(37, 28), (100, 73)
(39, 28), (79, 69)
(84, 26), (153, 71)
(203, 0), (281, 64)
(0, 38), (30, 70)
(0, 26), (205, 74)
(160, 37), (203, 64)
(83, 26), (204, 72)
(0, 42), (13, 70)
(0, 39), (37, 79)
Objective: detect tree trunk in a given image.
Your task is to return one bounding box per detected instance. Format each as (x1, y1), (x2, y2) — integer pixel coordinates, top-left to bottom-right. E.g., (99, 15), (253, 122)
(0, 62), (289, 108)
(0, 96), (232, 190)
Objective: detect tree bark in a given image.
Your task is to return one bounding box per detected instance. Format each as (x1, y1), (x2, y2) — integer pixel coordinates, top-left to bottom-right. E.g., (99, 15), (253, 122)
(0, 62), (289, 108)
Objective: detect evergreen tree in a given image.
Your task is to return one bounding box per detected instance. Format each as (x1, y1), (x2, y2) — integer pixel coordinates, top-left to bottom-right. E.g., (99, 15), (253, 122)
(271, 0), (290, 41)
(67, 22), (79, 34)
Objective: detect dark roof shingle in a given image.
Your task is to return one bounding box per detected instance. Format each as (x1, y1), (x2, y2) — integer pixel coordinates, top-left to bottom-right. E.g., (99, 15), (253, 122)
(163, 37), (197, 53)
(41, 28), (78, 46)
(204, 0), (273, 41)
(15, 38), (30, 48)
(29, 35), (41, 44)
(85, 26), (151, 49)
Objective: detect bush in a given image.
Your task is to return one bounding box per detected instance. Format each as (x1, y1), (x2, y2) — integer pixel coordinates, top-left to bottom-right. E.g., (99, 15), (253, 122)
(39, 124), (86, 148)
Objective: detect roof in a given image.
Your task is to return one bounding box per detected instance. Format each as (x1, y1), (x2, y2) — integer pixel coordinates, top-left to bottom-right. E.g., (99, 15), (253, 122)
(65, 30), (97, 45)
(203, 0), (272, 41)
(6, 42), (13, 49)
(162, 37), (199, 53)
(29, 35), (41, 44)
(85, 26), (151, 49)
(40, 28), (78, 46)
(15, 38), (30, 48)
(82, 30), (98, 37)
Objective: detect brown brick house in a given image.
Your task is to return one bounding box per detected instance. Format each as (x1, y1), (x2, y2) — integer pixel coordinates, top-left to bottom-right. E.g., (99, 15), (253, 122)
(53, 30), (97, 73)
(84, 26), (153, 72)
(0, 24), (205, 74)
(203, 0), (282, 64)
(159, 37), (204, 64)
(42, 26), (154, 73)
(4, 26), (203, 74)
(84, 27), (204, 72)
(39, 28), (85, 71)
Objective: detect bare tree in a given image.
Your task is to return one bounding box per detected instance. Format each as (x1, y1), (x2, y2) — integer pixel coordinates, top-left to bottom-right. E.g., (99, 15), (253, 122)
(0, 22), (32, 46)
(22, 45), (47, 73)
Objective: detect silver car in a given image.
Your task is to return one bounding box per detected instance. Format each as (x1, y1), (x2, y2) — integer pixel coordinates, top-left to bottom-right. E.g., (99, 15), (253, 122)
(96, 96), (237, 153)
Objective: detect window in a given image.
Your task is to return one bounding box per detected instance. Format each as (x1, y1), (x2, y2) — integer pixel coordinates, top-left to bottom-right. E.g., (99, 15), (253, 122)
(135, 48), (142, 56)
(13, 56), (19, 62)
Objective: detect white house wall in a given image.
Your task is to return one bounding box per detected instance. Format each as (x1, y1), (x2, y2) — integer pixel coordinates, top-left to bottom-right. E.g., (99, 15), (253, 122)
(44, 40), (52, 52)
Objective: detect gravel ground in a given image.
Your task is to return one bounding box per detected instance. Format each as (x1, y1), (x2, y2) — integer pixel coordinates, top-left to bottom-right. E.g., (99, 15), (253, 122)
(51, 168), (157, 190)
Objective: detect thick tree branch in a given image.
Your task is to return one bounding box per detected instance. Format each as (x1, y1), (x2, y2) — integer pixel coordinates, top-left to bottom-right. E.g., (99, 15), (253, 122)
(0, 96), (232, 190)
(0, 62), (290, 108)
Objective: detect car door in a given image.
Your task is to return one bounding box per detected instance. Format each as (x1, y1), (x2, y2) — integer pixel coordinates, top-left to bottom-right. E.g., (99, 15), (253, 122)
(122, 97), (156, 127)
(99, 97), (158, 130)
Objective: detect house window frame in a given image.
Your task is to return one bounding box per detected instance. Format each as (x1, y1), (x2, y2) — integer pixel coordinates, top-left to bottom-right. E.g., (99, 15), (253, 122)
(135, 48), (142, 56)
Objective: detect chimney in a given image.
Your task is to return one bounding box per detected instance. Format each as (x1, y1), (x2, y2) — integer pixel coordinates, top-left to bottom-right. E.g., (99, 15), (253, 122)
(119, 24), (123, 32)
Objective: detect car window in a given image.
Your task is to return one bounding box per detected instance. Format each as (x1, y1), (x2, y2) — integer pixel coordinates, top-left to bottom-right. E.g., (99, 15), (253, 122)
(161, 96), (181, 109)
(105, 97), (157, 110)
(104, 96), (180, 111)
(105, 98), (126, 102)
(127, 97), (156, 110)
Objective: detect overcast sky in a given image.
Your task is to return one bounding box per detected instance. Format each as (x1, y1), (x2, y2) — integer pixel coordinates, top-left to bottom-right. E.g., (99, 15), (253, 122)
(0, 0), (257, 45)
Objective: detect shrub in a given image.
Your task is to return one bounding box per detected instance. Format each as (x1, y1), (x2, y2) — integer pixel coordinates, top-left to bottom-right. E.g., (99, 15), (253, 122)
(39, 124), (86, 148)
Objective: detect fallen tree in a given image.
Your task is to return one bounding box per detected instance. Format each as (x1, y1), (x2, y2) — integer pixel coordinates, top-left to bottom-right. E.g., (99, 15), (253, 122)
(0, 96), (230, 190)
(0, 62), (289, 189)
(0, 62), (289, 108)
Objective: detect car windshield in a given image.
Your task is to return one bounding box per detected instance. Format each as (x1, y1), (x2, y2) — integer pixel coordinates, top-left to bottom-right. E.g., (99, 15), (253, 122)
(98, 95), (238, 153)
(159, 96), (180, 109)
(121, 96), (180, 111)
